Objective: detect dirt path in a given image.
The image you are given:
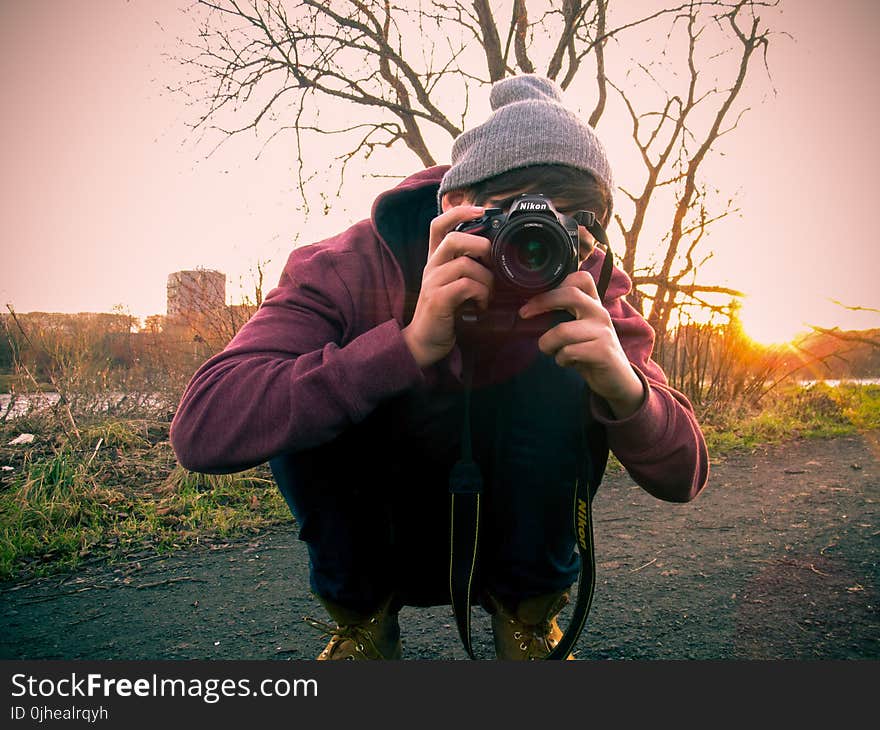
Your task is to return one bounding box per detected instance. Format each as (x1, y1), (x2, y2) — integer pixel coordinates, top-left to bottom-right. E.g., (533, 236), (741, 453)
(2, 434), (878, 660)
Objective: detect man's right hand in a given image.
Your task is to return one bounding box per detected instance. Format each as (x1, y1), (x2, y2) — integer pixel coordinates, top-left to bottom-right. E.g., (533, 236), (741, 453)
(401, 205), (494, 368)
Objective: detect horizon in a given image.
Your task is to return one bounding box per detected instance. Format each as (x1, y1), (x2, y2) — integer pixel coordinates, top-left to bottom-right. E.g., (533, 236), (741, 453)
(8, 291), (880, 348)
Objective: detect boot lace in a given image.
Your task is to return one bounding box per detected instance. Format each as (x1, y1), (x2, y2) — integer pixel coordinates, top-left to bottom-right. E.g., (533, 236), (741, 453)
(507, 617), (560, 660)
(303, 616), (384, 660)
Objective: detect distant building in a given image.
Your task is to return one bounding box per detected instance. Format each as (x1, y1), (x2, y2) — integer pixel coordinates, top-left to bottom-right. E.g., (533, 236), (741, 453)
(166, 269), (226, 318)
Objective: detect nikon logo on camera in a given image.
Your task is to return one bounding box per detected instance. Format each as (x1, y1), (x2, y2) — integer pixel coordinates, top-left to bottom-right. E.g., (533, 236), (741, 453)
(576, 498), (588, 550)
(518, 200), (549, 211)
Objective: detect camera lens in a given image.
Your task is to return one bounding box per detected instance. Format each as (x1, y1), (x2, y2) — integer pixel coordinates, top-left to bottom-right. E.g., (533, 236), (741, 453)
(493, 221), (571, 294)
(515, 238), (550, 272)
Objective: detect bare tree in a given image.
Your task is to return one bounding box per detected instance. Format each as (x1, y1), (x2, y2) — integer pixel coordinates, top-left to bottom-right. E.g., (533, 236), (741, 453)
(172, 0), (780, 339)
(613, 3), (774, 343)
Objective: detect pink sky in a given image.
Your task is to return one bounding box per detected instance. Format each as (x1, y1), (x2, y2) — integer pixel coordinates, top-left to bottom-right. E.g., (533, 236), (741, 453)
(1, 0), (879, 344)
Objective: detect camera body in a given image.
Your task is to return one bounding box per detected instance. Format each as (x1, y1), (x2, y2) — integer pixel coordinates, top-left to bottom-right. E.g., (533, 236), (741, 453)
(454, 193), (580, 339)
(455, 193), (579, 296)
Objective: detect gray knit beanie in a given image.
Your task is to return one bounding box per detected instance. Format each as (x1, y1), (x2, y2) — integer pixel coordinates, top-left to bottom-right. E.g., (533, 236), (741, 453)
(438, 75), (613, 204)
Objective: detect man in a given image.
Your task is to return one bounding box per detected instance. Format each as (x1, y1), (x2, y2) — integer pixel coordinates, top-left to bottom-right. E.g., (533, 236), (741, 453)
(171, 74), (709, 660)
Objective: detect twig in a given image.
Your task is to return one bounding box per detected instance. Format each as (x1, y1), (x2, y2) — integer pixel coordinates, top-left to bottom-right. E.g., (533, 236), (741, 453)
(135, 576), (207, 590)
(809, 564), (830, 577)
(19, 585), (115, 604)
(87, 437), (103, 466)
(54, 552), (169, 587)
(630, 558), (657, 573)
(17, 575), (205, 602)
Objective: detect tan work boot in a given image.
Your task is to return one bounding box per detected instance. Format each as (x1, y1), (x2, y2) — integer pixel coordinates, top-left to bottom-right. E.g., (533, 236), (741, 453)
(304, 595), (402, 660)
(487, 591), (573, 660)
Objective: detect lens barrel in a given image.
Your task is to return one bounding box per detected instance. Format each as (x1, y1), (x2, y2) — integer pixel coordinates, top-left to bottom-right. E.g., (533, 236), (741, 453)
(491, 216), (575, 294)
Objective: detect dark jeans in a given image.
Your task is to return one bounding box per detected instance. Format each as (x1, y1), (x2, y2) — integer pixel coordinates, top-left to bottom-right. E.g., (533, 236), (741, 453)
(270, 339), (600, 614)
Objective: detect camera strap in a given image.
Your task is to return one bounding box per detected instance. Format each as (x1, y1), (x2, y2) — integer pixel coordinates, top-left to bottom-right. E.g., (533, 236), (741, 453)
(448, 344), (483, 660)
(576, 213), (614, 302)
(448, 350), (598, 660)
(448, 236), (613, 660)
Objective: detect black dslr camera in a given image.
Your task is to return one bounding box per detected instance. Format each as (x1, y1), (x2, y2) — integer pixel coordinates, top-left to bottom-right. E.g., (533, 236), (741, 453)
(454, 193), (590, 338)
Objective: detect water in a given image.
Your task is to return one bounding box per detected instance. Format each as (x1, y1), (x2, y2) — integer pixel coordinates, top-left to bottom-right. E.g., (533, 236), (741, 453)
(0, 392), (61, 419)
(797, 378), (880, 387)
(2, 378), (878, 421)
(0, 392), (166, 420)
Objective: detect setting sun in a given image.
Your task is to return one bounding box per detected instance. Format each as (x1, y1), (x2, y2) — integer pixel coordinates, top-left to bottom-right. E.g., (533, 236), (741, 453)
(735, 291), (880, 347)
(737, 298), (807, 346)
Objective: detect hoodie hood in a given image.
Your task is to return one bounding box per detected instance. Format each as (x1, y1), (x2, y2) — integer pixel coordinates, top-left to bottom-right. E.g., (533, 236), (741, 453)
(370, 166), (449, 294)
(371, 165), (449, 222)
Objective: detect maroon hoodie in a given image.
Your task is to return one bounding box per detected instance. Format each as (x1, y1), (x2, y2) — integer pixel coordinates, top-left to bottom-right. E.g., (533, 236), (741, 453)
(170, 166), (709, 502)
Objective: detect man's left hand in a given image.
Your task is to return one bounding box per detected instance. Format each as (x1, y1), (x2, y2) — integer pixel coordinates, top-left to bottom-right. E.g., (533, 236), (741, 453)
(518, 269), (645, 419)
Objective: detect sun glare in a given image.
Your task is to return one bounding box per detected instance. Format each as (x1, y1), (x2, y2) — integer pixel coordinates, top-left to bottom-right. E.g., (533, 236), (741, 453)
(737, 299), (807, 347)
(739, 318), (801, 347)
